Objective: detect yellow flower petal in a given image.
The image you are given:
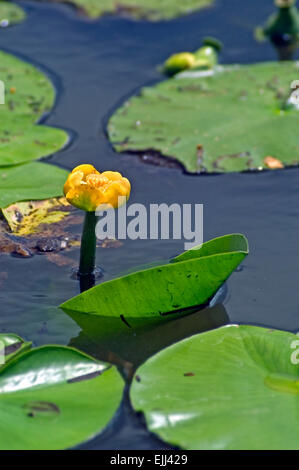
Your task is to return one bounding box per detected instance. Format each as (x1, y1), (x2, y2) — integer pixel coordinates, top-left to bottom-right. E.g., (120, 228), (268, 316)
(64, 165), (131, 211)
(71, 164), (99, 178)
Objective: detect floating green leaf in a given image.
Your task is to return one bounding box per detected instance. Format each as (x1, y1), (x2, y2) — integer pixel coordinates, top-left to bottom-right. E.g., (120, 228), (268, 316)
(0, 162), (68, 209)
(131, 325), (299, 450)
(0, 50), (68, 167)
(52, 0), (213, 21)
(0, 345), (123, 450)
(0, 1), (25, 26)
(61, 234), (248, 318)
(108, 62), (299, 173)
(0, 50), (69, 207)
(0, 333), (31, 368)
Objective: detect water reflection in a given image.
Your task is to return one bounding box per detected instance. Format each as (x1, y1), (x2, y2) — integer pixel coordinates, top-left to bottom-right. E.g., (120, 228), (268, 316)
(68, 303), (230, 375)
(270, 35), (298, 60)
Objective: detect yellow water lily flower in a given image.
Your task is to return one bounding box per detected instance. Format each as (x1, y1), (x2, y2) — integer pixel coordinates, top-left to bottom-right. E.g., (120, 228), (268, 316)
(64, 164), (131, 211)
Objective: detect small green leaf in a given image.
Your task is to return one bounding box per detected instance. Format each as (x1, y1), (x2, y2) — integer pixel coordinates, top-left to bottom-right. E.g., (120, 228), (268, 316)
(61, 234), (248, 318)
(0, 345), (123, 450)
(0, 333), (32, 368)
(131, 325), (299, 450)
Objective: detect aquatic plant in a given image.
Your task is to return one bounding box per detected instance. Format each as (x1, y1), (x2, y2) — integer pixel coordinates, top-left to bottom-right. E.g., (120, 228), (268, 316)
(0, 50), (68, 209)
(109, 61), (299, 173)
(163, 37), (222, 76)
(64, 164), (130, 280)
(61, 234), (248, 317)
(0, 334), (123, 450)
(259, 0), (299, 60)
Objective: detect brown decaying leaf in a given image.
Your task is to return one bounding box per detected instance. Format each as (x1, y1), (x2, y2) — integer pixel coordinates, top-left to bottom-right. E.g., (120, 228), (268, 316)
(263, 156), (284, 169)
(0, 201), (83, 260)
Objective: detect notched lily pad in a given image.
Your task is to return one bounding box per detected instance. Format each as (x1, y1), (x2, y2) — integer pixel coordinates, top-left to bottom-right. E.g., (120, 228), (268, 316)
(108, 62), (299, 173)
(0, 50), (68, 167)
(131, 325), (299, 450)
(0, 345), (123, 449)
(61, 234), (248, 318)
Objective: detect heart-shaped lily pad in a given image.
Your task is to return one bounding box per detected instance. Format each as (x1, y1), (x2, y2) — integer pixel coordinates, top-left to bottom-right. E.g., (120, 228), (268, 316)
(0, 345), (123, 450)
(61, 234), (248, 318)
(131, 325), (299, 450)
(108, 61), (299, 173)
(51, 0), (213, 21)
(0, 333), (31, 368)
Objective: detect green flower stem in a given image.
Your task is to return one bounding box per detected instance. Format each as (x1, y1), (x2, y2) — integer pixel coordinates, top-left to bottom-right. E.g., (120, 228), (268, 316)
(79, 211), (97, 277)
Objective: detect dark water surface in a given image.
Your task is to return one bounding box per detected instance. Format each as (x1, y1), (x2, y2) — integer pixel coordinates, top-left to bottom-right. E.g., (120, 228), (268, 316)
(0, 0), (299, 449)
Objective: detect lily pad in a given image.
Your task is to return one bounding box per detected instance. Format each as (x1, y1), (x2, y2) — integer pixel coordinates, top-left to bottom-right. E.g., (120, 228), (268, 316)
(131, 325), (299, 450)
(0, 50), (68, 167)
(0, 345), (123, 450)
(0, 162), (68, 209)
(0, 50), (69, 207)
(53, 0), (213, 21)
(108, 61), (299, 173)
(0, 333), (31, 368)
(0, 1), (25, 26)
(61, 234), (248, 318)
